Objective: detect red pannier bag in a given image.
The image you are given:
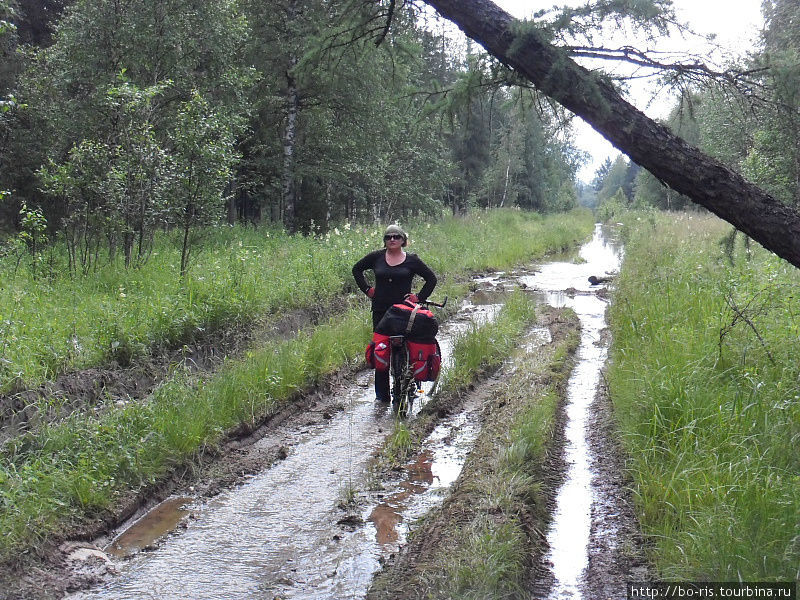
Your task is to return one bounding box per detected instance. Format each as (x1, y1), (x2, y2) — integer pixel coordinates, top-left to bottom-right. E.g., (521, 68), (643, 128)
(365, 332), (390, 371)
(406, 339), (442, 382)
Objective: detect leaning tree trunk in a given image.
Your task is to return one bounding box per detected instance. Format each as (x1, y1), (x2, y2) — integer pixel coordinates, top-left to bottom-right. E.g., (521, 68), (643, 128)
(423, 0), (800, 269)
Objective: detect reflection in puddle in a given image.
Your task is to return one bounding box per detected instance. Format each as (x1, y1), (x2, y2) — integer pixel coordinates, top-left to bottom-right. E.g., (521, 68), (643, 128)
(369, 451), (433, 546)
(468, 288), (509, 306)
(105, 497), (193, 558)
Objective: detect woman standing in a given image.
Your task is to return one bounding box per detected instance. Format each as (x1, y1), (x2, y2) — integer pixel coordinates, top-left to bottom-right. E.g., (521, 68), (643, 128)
(352, 224), (437, 402)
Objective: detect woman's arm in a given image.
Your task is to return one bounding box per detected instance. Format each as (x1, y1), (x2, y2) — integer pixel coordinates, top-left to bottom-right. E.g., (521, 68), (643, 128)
(352, 251), (378, 295)
(412, 256), (437, 302)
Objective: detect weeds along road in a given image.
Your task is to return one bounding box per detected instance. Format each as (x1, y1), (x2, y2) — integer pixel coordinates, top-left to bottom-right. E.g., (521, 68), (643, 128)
(66, 224), (626, 600)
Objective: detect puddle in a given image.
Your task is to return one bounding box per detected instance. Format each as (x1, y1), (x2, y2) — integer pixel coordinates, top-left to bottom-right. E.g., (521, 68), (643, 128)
(366, 395), (485, 555)
(69, 223), (621, 600)
(105, 497), (193, 557)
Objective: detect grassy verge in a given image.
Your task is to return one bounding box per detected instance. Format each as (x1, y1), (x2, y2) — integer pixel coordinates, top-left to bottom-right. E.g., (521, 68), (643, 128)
(607, 211), (800, 580)
(0, 209), (593, 392)
(368, 306), (580, 599)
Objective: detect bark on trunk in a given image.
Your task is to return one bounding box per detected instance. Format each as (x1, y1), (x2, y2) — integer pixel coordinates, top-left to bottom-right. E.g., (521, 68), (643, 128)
(423, 0), (800, 269)
(282, 58), (299, 233)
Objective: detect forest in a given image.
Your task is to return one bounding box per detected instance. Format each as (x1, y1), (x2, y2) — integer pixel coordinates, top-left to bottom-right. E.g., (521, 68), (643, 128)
(0, 0), (584, 268)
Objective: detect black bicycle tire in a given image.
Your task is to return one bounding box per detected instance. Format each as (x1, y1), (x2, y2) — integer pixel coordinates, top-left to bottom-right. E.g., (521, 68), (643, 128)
(390, 343), (413, 414)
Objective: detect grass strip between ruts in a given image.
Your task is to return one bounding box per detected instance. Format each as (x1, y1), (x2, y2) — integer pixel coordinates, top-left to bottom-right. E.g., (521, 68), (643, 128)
(379, 289), (541, 463)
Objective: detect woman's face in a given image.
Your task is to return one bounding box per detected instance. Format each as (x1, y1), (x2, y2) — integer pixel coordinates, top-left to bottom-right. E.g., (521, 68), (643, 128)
(384, 233), (405, 249)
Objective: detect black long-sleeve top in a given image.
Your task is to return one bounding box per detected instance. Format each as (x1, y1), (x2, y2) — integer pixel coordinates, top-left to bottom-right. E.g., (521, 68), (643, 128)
(352, 250), (437, 312)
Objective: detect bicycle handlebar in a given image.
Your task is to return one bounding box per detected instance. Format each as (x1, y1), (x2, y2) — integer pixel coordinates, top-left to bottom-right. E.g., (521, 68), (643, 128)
(420, 296), (447, 309)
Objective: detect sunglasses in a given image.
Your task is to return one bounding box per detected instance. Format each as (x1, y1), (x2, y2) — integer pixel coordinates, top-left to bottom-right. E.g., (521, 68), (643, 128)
(384, 234), (404, 241)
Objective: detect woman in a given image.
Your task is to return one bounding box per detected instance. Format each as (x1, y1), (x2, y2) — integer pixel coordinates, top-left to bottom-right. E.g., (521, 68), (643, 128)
(352, 224), (437, 402)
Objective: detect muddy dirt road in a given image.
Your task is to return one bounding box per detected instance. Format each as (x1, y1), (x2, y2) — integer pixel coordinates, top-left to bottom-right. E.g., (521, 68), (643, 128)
(56, 223), (637, 600)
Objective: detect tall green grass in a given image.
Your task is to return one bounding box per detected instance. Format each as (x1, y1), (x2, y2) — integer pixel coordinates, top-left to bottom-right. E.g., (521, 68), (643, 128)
(608, 212), (800, 580)
(436, 290), (543, 396)
(0, 209), (594, 392)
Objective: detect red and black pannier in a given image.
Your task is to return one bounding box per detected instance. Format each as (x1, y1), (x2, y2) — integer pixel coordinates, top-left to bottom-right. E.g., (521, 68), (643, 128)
(365, 332), (390, 371)
(406, 339), (442, 381)
(375, 301), (438, 342)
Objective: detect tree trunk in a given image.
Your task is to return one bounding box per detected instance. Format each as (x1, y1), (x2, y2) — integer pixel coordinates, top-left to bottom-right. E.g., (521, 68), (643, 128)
(282, 57), (299, 234)
(181, 216), (191, 278)
(500, 161), (510, 207)
(423, 0), (800, 269)
(226, 180), (237, 225)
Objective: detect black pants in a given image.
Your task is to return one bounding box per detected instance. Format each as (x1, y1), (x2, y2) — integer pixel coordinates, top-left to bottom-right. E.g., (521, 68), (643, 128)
(372, 310), (389, 402)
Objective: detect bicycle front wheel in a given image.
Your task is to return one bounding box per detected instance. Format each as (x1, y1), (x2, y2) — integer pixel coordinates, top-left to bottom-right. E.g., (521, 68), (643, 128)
(390, 344), (413, 415)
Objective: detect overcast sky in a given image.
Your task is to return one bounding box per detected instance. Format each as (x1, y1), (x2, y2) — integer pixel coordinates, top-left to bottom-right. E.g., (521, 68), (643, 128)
(490, 0), (764, 180)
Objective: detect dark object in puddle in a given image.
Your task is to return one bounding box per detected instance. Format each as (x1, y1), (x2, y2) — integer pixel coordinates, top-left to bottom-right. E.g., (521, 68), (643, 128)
(588, 275), (613, 285)
(337, 515), (364, 528)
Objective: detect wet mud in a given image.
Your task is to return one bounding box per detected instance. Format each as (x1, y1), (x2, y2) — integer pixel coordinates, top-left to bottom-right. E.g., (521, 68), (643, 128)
(584, 377), (652, 599)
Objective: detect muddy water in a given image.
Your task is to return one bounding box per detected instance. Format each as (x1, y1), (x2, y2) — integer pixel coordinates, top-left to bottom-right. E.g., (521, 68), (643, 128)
(105, 496), (193, 558)
(520, 224), (622, 599)
(70, 225), (620, 600)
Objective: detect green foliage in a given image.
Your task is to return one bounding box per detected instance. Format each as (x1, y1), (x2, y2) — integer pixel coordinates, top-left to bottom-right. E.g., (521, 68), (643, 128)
(236, 0), (457, 227)
(3, 0), (250, 238)
(172, 90), (240, 275)
(2, 0), (587, 237)
(0, 200), (49, 278)
(608, 212), (800, 579)
(596, 154), (638, 205)
(647, 1), (800, 209)
(542, 0), (676, 41)
(385, 420), (413, 461)
(447, 519), (527, 598)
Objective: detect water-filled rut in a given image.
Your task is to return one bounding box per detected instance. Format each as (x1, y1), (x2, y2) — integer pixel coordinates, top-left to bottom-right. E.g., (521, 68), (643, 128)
(463, 224), (623, 598)
(69, 224), (622, 600)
